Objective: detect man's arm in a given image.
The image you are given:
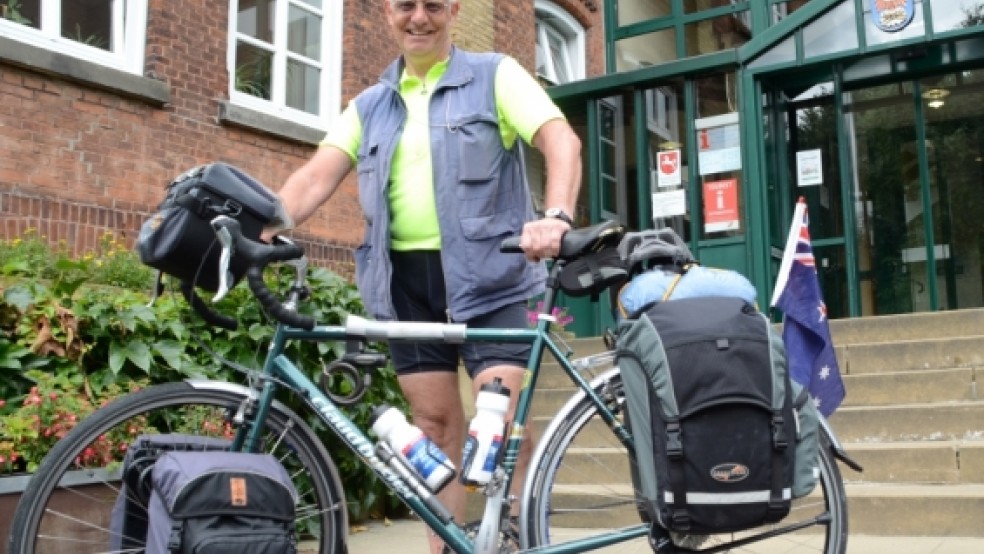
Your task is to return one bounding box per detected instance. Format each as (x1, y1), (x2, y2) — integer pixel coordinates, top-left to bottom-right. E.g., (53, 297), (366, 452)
(277, 145), (354, 230)
(532, 118), (581, 219)
(518, 118), (582, 260)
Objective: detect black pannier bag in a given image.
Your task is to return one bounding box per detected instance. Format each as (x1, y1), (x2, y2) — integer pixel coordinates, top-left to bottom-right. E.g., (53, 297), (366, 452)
(616, 296), (799, 535)
(136, 162), (284, 292)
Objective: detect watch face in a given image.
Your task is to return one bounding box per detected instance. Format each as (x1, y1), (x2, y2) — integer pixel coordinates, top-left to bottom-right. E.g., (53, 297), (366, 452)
(545, 208), (572, 225)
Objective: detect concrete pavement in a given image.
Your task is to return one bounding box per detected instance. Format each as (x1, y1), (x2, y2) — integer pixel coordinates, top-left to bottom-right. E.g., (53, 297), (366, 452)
(342, 517), (984, 553)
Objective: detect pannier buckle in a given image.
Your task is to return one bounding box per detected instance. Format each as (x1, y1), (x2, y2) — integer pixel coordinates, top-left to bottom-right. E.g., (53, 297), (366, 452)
(666, 423), (683, 458)
(671, 509), (691, 531)
(772, 415), (788, 449)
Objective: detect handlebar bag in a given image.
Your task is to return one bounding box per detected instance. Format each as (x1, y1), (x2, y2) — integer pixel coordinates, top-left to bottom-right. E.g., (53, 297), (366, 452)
(137, 163), (280, 292)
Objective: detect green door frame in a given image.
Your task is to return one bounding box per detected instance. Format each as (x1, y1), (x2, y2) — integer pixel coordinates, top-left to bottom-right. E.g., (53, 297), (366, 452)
(550, 0), (984, 331)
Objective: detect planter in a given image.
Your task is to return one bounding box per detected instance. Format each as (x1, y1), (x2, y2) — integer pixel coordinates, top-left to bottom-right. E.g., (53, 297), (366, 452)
(0, 467), (122, 552)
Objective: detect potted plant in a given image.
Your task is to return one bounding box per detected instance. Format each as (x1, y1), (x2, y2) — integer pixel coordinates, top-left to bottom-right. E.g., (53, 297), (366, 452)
(0, 369), (144, 475)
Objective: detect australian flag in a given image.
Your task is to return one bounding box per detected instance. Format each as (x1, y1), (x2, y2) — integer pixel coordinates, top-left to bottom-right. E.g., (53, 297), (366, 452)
(770, 198), (846, 417)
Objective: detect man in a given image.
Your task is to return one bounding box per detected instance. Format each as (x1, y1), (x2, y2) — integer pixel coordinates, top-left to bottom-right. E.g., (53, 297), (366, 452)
(274, 1), (581, 551)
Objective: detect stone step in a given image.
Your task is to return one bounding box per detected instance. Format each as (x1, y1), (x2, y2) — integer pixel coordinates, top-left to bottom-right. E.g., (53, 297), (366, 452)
(846, 483), (984, 536)
(841, 368), (979, 406)
(534, 480), (984, 537)
(828, 401), (984, 443)
(526, 440), (984, 487)
(828, 307), (984, 345)
(836, 335), (984, 375)
(843, 441), (984, 484)
(533, 366), (981, 415)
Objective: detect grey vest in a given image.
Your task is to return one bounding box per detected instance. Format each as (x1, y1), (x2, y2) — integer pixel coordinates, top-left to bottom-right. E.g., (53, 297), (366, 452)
(352, 47), (546, 321)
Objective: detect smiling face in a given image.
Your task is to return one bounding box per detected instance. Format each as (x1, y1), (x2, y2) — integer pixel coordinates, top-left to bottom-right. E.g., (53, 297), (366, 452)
(384, 0), (459, 76)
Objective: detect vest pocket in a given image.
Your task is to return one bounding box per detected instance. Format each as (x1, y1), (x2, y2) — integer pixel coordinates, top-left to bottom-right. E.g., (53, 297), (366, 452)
(456, 117), (500, 197)
(459, 213), (527, 292)
(357, 144), (380, 219)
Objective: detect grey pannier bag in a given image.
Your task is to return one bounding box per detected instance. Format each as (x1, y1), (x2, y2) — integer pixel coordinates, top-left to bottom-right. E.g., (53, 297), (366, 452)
(146, 450), (298, 554)
(617, 296), (819, 535)
(109, 434), (233, 552)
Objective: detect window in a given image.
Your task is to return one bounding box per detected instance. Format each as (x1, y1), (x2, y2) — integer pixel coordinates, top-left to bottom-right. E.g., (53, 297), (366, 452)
(0, 0), (147, 73)
(229, 0), (340, 130)
(535, 0), (585, 85)
(647, 86), (679, 141)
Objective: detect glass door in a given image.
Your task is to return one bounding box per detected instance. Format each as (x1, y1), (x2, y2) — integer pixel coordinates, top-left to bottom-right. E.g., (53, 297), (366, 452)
(845, 70), (984, 315)
(920, 72), (984, 311)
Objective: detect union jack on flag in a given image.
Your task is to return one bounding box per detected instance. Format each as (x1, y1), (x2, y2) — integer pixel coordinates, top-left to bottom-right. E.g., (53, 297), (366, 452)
(771, 198), (846, 417)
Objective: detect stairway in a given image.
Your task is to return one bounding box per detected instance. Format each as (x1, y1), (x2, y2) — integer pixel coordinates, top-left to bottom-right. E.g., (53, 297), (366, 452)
(826, 308), (984, 537)
(529, 308), (984, 538)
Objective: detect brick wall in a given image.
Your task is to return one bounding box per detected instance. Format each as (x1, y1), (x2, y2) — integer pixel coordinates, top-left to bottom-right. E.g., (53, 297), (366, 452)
(0, 0), (601, 277)
(454, 0), (495, 52)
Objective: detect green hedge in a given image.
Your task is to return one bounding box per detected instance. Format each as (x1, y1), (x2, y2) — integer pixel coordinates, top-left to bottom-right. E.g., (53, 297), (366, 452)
(0, 230), (409, 521)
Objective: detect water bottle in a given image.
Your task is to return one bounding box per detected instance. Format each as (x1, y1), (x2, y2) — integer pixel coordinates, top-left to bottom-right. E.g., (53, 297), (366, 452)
(370, 405), (455, 493)
(461, 378), (511, 487)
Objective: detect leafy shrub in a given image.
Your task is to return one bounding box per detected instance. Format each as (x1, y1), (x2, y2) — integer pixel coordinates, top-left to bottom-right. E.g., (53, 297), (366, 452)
(0, 231), (409, 520)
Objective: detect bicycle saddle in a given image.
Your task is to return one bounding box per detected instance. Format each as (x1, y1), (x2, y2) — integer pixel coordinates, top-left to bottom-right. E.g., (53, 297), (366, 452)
(556, 220), (628, 297)
(557, 220), (625, 261)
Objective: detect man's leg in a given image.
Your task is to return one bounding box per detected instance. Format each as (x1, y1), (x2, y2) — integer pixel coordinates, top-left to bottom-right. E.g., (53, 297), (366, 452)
(398, 370), (467, 554)
(461, 302), (537, 527)
(472, 365), (534, 512)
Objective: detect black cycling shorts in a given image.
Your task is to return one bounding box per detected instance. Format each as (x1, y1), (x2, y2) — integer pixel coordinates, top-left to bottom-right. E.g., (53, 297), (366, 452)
(389, 250), (531, 378)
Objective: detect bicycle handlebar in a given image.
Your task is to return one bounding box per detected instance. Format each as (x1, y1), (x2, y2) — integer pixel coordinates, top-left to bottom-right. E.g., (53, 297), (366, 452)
(195, 217), (685, 332)
(208, 216), (316, 330)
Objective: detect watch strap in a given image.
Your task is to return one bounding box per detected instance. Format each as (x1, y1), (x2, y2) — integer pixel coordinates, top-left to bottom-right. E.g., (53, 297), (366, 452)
(545, 208), (574, 226)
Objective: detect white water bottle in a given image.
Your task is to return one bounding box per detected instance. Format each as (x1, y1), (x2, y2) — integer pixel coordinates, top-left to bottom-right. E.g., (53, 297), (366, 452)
(461, 378), (511, 487)
(371, 405), (455, 493)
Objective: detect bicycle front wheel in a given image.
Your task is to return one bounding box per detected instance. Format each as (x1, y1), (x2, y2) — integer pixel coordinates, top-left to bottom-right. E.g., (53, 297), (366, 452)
(522, 369), (848, 554)
(7, 381), (348, 554)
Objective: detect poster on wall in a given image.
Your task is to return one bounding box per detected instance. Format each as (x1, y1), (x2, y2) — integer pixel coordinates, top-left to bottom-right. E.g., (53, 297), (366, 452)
(652, 189), (686, 218)
(696, 113), (741, 176)
(703, 178), (740, 233)
(656, 149), (682, 187)
(796, 149), (823, 187)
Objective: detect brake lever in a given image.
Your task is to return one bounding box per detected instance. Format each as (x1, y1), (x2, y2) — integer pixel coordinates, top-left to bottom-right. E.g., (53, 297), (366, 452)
(211, 216), (236, 302)
(273, 236), (309, 311)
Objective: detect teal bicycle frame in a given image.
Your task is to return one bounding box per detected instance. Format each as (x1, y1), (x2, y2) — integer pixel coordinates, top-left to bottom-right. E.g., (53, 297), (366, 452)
(229, 279), (647, 553)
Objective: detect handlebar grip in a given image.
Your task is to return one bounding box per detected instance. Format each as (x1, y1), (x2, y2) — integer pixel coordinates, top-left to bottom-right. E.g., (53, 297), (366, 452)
(180, 282), (238, 331)
(500, 237), (522, 253)
(246, 267), (316, 330)
(203, 216), (316, 330)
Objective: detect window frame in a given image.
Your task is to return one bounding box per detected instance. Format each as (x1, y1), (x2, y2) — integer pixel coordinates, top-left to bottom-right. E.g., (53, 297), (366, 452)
(534, 0), (585, 85)
(227, 0), (341, 131)
(0, 0), (147, 74)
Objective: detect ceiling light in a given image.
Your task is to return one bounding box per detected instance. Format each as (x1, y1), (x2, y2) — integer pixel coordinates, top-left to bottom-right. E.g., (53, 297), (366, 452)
(922, 87), (950, 108)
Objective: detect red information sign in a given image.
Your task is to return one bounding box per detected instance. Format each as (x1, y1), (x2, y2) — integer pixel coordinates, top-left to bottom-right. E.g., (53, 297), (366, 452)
(703, 178), (740, 233)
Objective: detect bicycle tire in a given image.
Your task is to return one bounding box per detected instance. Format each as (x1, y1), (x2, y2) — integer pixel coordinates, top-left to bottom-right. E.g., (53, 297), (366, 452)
(522, 369), (848, 554)
(7, 381), (348, 554)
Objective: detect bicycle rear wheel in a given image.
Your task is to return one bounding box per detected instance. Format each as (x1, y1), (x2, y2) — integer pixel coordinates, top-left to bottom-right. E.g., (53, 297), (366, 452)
(7, 381), (348, 554)
(522, 369), (848, 554)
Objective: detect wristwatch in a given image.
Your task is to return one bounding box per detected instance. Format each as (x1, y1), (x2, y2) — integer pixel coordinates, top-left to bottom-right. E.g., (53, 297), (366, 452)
(544, 207), (574, 227)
